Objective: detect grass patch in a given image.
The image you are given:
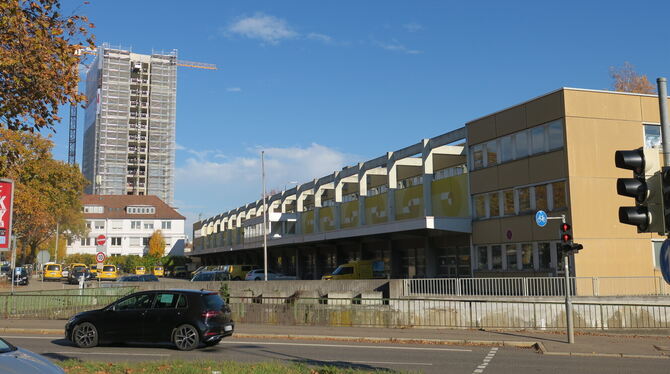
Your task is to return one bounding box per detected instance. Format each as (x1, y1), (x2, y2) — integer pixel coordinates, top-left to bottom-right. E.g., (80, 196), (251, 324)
(59, 360), (406, 374)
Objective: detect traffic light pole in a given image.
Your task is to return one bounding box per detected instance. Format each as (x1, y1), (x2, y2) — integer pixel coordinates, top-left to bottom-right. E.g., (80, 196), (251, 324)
(546, 213), (574, 343)
(657, 78), (670, 166)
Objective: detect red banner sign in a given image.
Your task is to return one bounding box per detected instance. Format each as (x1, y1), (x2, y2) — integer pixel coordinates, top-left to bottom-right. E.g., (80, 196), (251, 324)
(0, 179), (14, 250)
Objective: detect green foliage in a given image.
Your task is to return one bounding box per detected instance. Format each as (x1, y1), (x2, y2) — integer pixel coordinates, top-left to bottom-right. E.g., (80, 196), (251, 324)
(62, 253), (95, 265)
(58, 360), (397, 374)
(219, 281), (230, 302)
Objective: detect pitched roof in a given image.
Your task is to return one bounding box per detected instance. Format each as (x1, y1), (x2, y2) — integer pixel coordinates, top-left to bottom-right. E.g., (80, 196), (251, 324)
(81, 195), (185, 220)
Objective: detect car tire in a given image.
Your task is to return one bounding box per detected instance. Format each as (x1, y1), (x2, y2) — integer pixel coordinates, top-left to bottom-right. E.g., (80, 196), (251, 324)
(72, 322), (99, 348)
(173, 324), (199, 351)
(254, 277), (261, 281)
(204, 338), (222, 347)
(233, 276), (241, 281)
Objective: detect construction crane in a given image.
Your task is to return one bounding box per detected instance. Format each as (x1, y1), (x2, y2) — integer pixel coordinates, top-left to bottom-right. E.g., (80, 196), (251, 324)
(67, 47), (217, 165)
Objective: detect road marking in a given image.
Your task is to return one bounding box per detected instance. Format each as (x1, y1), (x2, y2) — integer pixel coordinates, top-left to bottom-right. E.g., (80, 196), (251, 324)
(51, 351), (170, 357)
(1, 335), (56, 340)
(223, 340), (472, 352)
(471, 347), (499, 374)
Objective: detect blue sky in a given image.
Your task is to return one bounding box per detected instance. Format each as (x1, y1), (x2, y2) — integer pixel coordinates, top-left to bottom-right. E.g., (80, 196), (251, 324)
(51, 0), (670, 234)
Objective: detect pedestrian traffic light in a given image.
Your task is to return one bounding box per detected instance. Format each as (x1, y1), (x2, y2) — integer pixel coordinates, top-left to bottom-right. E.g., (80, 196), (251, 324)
(615, 148), (664, 233)
(559, 222), (583, 255)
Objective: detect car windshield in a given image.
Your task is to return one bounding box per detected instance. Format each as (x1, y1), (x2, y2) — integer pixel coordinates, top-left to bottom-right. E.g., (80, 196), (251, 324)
(103, 265), (116, 272)
(0, 338), (17, 353)
(331, 266), (353, 275)
(46, 265), (60, 271)
(72, 266), (86, 272)
(202, 293), (224, 310)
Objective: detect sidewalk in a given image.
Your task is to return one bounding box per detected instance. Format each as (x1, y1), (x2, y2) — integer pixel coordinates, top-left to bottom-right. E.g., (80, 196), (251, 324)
(1, 319), (668, 359)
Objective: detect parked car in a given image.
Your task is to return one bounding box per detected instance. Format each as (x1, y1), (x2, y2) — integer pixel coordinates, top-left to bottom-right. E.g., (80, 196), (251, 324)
(169, 265), (189, 278)
(151, 266), (164, 277)
(134, 266), (146, 275)
(225, 265), (258, 280)
(97, 264), (119, 281)
(61, 266), (70, 278)
(245, 269), (296, 281)
(322, 260), (386, 280)
(88, 264), (99, 279)
(191, 270), (230, 282)
(10, 267), (29, 285)
(67, 266), (91, 285)
(0, 337), (65, 373)
(43, 263), (62, 281)
(65, 289), (234, 350)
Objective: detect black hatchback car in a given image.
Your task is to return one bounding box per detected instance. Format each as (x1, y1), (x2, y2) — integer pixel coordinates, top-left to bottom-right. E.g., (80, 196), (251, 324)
(65, 290), (234, 351)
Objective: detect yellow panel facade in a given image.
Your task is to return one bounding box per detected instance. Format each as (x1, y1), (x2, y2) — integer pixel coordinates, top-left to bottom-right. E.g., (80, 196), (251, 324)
(496, 159), (530, 190)
(469, 167), (499, 194)
(302, 210), (314, 234)
(319, 206), (336, 232)
(340, 201), (359, 229)
(498, 216), (533, 244)
(365, 193), (388, 225)
(431, 174), (470, 217)
(495, 105), (526, 137)
(564, 90), (642, 121)
(528, 150), (567, 184)
(467, 116), (496, 145)
(525, 90), (564, 127)
(641, 96), (662, 124)
(395, 185), (424, 220)
(472, 220), (501, 244)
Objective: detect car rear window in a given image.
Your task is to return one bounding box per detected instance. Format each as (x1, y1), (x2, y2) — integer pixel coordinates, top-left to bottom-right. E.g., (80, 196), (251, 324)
(103, 265), (116, 272)
(202, 294), (224, 310)
(46, 265), (60, 271)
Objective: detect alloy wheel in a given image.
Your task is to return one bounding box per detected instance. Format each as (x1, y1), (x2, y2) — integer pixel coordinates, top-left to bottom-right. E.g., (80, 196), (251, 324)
(73, 322), (98, 348)
(174, 324), (199, 351)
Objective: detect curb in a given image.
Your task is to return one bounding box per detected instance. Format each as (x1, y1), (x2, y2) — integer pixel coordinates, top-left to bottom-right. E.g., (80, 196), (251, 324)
(542, 351), (670, 360)
(0, 327), (62, 335)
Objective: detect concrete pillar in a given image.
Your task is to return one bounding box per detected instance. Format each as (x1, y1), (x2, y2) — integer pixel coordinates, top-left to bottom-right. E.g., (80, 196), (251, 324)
(387, 155), (397, 222)
(334, 181), (343, 230)
(358, 164), (367, 227)
(314, 187), (322, 233)
(422, 139), (434, 217)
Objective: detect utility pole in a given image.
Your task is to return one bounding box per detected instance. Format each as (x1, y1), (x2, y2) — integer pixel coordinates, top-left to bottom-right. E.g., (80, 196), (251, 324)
(55, 222), (59, 264)
(262, 151), (268, 282)
(658, 78), (670, 165)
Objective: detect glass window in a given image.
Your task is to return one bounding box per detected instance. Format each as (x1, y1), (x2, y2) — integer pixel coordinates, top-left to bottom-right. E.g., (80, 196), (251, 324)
(552, 181), (567, 210)
(535, 185), (548, 212)
(521, 243), (533, 270)
(518, 187), (531, 212)
(538, 242), (552, 269)
(94, 221), (105, 230)
(474, 195), (486, 218)
(131, 221), (141, 229)
(115, 293), (153, 311)
(143, 237), (150, 246)
(644, 125), (662, 149)
(500, 136), (513, 163)
(477, 246), (488, 270)
(153, 293), (178, 309)
(486, 140), (498, 166)
(548, 120), (564, 150)
(503, 190), (515, 215)
(506, 244), (518, 270)
(531, 126), (546, 154)
(653, 241), (663, 269)
(162, 221), (171, 230)
(176, 294), (188, 308)
(491, 245), (502, 269)
(489, 192), (500, 217)
(143, 222), (154, 230)
(514, 131), (528, 159)
(472, 144), (484, 170)
(111, 237), (121, 246)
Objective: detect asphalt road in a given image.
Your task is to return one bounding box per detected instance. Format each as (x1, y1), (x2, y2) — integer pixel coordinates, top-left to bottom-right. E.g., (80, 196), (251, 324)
(2, 334), (669, 374)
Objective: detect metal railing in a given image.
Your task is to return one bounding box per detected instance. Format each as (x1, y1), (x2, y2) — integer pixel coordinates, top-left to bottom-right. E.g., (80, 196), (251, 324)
(402, 276), (670, 297)
(228, 296), (670, 330)
(0, 287), (136, 319)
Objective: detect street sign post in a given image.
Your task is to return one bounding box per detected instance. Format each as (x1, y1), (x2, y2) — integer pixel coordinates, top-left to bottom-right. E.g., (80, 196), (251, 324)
(0, 179), (15, 251)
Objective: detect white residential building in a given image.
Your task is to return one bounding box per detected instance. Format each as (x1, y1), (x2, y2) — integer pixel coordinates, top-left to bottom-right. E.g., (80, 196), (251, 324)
(67, 195), (185, 257)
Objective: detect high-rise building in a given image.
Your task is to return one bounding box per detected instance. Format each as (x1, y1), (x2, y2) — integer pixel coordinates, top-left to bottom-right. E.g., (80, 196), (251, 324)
(82, 43), (177, 205)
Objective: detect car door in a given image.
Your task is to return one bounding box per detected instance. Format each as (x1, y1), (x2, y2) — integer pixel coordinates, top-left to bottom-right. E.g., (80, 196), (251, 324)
(100, 292), (154, 343)
(142, 292), (183, 342)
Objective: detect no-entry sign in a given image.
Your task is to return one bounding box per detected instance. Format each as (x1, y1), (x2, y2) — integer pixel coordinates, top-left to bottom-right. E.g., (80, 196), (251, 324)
(95, 235), (107, 246)
(0, 179), (14, 251)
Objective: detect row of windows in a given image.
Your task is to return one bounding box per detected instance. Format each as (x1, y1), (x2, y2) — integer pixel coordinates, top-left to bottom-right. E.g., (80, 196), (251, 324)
(470, 119), (564, 171)
(473, 180), (567, 219)
(87, 220), (172, 230)
(127, 206), (156, 214)
(79, 236), (171, 247)
(83, 206), (104, 213)
(475, 241), (565, 272)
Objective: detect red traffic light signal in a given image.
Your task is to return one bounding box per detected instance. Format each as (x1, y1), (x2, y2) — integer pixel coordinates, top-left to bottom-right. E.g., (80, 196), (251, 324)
(560, 223), (572, 243)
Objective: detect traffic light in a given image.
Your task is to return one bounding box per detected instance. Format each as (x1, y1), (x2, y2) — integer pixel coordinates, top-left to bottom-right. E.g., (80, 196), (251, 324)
(615, 148), (664, 234)
(559, 222), (583, 255)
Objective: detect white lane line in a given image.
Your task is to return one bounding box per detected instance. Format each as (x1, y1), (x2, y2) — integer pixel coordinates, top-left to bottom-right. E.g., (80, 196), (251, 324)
(471, 347), (499, 374)
(51, 351), (170, 357)
(223, 340), (472, 352)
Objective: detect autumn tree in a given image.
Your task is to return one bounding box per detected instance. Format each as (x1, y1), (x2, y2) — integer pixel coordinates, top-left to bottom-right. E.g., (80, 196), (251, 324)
(0, 128), (88, 263)
(0, 0), (94, 132)
(610, 62), (656, 94)
(148, 230), (166, 258)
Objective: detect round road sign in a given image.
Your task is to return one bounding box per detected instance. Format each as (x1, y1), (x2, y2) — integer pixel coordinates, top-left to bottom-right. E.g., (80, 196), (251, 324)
(96, 251), (106, 263)
(95, 234), (106, 246)
(535, 210), (548, 227)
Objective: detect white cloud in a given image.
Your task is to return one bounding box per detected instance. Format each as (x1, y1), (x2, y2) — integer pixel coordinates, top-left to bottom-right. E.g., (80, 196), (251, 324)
(226, 13), (298, 45)
(307, 32), (333, 44)
(226, 87), (242, 92)
(403, 22), (424, 32)
(175, 143), (186, 151)
(174, 143), (358, 226)
(375, 39), (423, 55)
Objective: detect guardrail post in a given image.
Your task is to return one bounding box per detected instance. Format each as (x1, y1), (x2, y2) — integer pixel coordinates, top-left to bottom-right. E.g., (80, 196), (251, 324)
(522, 278), (528, 296)
(456, 278), (461, 296)
(592, 277), (599, 297)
